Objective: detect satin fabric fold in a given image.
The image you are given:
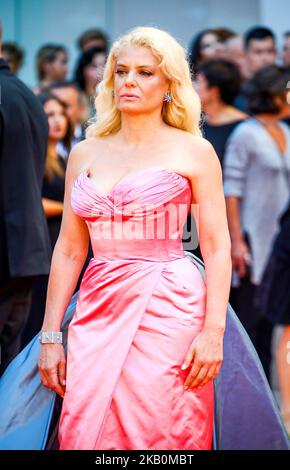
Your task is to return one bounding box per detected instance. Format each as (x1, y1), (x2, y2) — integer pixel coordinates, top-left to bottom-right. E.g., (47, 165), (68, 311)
(58, 256), (213, 450)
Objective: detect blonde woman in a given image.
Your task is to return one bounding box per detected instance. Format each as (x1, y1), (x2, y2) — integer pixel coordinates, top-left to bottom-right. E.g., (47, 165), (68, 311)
(0, 27), (289, 452)
(39, 25), (230, 450)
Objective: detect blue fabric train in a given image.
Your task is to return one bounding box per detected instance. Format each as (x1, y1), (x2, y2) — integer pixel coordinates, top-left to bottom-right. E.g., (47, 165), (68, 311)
(0, 253), (289, 450)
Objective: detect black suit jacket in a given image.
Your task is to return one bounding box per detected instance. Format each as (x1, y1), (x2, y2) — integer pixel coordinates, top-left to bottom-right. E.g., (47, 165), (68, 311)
(0, 59), (51, 282)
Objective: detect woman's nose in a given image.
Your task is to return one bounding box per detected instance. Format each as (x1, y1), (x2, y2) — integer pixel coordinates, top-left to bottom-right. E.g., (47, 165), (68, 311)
(53, 116), (62, 126)
(125, 71), (137, 84)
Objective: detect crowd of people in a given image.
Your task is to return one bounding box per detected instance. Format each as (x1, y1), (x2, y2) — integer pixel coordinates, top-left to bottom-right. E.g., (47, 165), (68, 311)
(0, 24), (290, 437)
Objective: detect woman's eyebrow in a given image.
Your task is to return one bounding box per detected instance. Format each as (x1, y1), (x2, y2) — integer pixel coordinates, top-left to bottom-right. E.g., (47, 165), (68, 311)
(115, 63), (155, 68)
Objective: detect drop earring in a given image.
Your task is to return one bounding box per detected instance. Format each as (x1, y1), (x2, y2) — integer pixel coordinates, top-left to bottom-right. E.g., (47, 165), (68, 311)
(112, 90), (115, 98)
(163, 92), (172, 103)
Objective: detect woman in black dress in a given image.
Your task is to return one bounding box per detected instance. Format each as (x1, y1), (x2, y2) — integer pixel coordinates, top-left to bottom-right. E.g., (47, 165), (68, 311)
(183, 59), (247, 259)
(195, 59), (247, 167)
(21, 94), (71, 347)
(255, 199), (290, 434)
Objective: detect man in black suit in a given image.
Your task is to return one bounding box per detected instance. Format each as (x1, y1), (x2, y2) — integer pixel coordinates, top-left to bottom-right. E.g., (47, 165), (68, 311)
(0, 24), (51, 375)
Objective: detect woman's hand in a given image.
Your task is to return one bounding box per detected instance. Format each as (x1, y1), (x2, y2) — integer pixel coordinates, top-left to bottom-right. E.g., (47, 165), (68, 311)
(181, 326), (224, 390)
(38, 344), (67, 397)
(231, 238), (252, 278)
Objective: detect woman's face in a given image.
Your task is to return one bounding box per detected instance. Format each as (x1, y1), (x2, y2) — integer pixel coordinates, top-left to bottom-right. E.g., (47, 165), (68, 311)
(44, 99), (68, 142)
(84, 52), (107, 87)
(113, 45), (170, 115)
(194, 72), (212, 105)
(200, 33), (224, 60)
(48, 51), (68, 81)
(273, 93), (288, 116)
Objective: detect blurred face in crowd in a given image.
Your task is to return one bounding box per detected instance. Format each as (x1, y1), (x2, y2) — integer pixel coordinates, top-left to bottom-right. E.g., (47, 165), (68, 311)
(224, 36), (248, 79)
(282, 35), (290, 67)
(83, 51), (107, 91)
(51, 86), (80, 128)
(82, 38), (107, 52)
(194, 72), (217, 106)
(44, 98), (68, 142)
(77, 90), (91, 123)
(113, 45), (170, 115)
(246, 37), (277, 76)
(276, 90), (290, 119)
(287, 90), (290, 108)
(43, 51), (68, 81)
(199, 33), (224, 60)
(2, 52), (20, 74)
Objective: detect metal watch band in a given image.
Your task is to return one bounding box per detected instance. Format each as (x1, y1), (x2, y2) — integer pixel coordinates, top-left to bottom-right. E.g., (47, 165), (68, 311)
(39, 331), (63, 344)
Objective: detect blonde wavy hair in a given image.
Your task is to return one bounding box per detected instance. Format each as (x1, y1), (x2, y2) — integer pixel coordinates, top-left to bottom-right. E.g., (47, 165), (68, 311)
(86, 26), (202, 138)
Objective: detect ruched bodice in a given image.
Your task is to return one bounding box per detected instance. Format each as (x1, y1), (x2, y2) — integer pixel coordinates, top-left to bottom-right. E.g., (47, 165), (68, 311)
(71, 166), (191, 261)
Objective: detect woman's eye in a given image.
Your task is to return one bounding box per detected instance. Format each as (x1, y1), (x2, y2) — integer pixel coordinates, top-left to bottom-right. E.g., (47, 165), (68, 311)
(115, 70), (152, 76)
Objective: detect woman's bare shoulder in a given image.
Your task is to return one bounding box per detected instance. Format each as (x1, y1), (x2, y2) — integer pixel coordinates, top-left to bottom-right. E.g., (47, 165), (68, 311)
(172, 132), (221, 178)
(169, 128), (215, 154)
(66, 136), (108, 174)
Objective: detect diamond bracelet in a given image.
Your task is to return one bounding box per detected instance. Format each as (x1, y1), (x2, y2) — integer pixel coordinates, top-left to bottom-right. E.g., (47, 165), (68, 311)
(39, 331), (63, 344)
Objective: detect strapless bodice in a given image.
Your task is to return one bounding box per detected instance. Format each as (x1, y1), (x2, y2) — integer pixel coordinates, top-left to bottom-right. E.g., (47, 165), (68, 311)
(71, 166), (192, 262)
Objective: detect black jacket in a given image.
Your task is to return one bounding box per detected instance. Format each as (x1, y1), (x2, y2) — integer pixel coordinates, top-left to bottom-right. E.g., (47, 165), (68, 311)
(0, 58), (51, 282)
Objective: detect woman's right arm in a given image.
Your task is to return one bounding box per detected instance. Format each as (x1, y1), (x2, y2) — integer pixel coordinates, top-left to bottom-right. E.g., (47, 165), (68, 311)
(223, 126), (252, 278)
(38, 143), (90, 396)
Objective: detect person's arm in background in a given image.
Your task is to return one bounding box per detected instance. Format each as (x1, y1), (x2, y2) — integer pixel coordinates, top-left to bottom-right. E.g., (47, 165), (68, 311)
(223, 126), (252, 278)
(225, 196), (250, 278)
(42, 198), (63, 217)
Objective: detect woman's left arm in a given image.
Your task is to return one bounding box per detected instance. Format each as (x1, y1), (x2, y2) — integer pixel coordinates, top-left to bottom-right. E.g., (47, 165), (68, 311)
(182, 137), (232, 390)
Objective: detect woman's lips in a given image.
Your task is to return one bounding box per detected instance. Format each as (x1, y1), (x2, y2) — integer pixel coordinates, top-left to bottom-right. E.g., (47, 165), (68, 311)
(120, 95), (140, 99)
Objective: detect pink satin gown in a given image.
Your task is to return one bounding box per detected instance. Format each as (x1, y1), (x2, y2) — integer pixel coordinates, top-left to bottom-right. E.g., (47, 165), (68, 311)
(58, 165), (214, 450)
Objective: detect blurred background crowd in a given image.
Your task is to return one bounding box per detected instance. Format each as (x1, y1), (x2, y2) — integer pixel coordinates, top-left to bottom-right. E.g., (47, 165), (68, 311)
(0, 0), (290, 437)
